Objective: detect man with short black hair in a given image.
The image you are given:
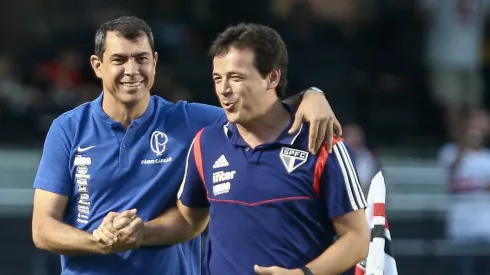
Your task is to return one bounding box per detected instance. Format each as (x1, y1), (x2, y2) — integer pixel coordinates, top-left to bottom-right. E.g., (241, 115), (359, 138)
(178, 23), (369, 275)
(31, 16), (342, 275)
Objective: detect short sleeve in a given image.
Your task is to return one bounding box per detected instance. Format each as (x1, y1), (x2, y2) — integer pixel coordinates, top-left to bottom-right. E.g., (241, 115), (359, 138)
(33, 117), (73, 196)
(184, 103), (227, 130)
(177, 133), (210, 208)
(323, 140), (368, 218)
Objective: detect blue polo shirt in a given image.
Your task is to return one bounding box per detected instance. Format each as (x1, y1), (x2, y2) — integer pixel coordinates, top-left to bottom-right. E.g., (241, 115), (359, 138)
(33, 93), (226, 275)
(178, 113), (368, 275)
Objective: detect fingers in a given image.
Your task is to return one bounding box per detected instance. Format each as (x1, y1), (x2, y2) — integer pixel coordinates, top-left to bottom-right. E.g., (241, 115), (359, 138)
(254, 265), (274, 275)
(125, 217), (144, 233)
(288, 113), (303, 135)
(100, 223), (118, 243)
(308, 119), (319, 154)
(325, 119), (333, 153)
(113, 215), (136, 230)
(113, 209), (137, 230)
(119, 209), (137, 219)
(333, 117), (342, 137)
(100, 212), (119, 242)
(92, 228), (102, 242)
(119, 217), (144, 240)
(93, 228), (114, 246)
(315, 119), (328, 153)
(92, 210), (140, 248)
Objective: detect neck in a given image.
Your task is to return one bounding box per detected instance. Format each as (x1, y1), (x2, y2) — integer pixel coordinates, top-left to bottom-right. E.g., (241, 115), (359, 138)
(101, 92), (150, 129)
(236, 100), (291, 148)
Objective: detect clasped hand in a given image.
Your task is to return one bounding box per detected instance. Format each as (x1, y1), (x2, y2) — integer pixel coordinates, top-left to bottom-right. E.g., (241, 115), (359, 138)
(92, 209), (144, 254)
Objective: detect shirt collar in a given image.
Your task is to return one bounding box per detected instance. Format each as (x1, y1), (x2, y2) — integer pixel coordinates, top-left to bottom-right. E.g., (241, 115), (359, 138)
(223, 103), (305, 147)
(92, 91), (156, 128)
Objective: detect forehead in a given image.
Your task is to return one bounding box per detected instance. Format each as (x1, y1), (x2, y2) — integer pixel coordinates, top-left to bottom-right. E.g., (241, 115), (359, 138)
(103, 31), (152, 56)
(213, 47), (255, 72)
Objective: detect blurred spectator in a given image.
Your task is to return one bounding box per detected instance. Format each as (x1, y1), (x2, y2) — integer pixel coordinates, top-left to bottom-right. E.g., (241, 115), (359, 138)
(36, 49), (85, 110)
(152, 65), (194, 102)
(421, 0), (490, 141)
(307, 0), (358, 23)
(438, 109), (490, 275)
(343, 123), (379, 194)
(166, 86), (193, 102)
(0, 54), (41, 114)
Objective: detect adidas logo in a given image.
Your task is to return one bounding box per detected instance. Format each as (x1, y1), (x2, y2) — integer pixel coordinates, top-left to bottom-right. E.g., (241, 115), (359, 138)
(213, 155), (229, 169)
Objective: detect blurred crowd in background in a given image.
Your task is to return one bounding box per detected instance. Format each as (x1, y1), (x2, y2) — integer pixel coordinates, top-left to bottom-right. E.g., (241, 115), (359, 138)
(0, 0), (464, 147)
(2, 0), (490, 274)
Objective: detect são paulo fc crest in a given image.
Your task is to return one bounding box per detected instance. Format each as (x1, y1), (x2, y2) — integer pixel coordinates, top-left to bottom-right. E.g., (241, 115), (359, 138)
(279, 147), (309, 173)
(150, 131), (168, 156)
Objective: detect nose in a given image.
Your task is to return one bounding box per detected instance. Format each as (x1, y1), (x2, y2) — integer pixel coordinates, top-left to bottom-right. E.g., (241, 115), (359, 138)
(219, 80), (232, 96)
(124, 59), (140, 76)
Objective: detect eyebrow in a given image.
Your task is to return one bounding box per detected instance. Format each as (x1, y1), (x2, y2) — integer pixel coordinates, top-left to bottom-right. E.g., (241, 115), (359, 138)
(213, 71), (245, 77)
(109, 52), (150, 59)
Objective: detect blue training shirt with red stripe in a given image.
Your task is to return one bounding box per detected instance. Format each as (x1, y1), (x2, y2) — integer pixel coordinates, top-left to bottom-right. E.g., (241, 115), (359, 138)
(178, 110), (368, 275)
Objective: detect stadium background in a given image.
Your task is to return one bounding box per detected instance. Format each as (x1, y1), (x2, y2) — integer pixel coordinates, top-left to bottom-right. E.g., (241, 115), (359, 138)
(1, 0), (490, 274)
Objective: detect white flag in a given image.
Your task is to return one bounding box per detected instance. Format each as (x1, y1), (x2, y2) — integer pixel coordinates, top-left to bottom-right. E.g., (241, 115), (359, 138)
(355, 171), (398, 275)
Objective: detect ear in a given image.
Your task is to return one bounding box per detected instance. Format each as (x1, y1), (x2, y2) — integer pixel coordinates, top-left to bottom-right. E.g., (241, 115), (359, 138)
(90, 55), (103, 79)
(153, 52), (159, 67)
(267, 68), (281, 90)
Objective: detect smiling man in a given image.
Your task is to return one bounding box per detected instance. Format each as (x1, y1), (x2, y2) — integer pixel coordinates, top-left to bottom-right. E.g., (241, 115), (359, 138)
(177, 23), (370, 275)
(31, 16), (343, 275)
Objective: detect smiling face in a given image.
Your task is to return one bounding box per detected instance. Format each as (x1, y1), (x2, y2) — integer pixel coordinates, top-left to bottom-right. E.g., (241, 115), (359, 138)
(212, 47), (280, 125)
(90, 31), (158, 107)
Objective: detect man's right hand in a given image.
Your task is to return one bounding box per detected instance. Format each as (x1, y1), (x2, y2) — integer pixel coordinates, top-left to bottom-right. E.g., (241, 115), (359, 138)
(92, 209), (144, 254)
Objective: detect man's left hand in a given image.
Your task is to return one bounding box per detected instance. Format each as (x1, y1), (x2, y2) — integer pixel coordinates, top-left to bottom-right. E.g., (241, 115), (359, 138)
(92, 209), (144, 253)
(109, 216), (144, 253)
(289, 89), (342, 154)
(254, 265), (303, 275)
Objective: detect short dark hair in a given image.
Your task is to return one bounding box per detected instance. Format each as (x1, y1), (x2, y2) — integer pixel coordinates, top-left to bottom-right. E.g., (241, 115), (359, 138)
(94, 16), (155, 60)
(209, 23), (289, 98)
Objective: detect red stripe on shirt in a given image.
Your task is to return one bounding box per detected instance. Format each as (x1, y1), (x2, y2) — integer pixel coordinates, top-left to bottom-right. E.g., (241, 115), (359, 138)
(193, 129), (205, 184)
(312, 138), (343, 196)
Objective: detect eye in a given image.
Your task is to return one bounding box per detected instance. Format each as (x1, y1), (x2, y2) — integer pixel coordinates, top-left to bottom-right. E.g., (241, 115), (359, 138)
(213, 77), (222, 84)
(111, 59), (124, 65)
(137, 56), (148, 63)
(231, 76), (243, 82)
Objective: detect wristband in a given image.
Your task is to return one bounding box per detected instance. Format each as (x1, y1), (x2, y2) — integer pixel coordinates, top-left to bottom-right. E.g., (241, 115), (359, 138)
(300, 266), (314, 275)
(300, 87), (325, 99)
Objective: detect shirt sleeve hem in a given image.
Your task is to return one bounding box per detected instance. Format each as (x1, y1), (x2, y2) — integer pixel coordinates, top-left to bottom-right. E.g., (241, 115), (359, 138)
(33, 181), (71, 196)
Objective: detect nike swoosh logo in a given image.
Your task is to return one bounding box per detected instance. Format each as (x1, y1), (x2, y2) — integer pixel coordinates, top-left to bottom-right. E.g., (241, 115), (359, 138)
(77, 146), (96, 152)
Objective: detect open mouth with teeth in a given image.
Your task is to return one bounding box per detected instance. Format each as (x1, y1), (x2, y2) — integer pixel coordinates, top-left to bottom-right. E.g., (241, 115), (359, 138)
(121, 81), (143, 88)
